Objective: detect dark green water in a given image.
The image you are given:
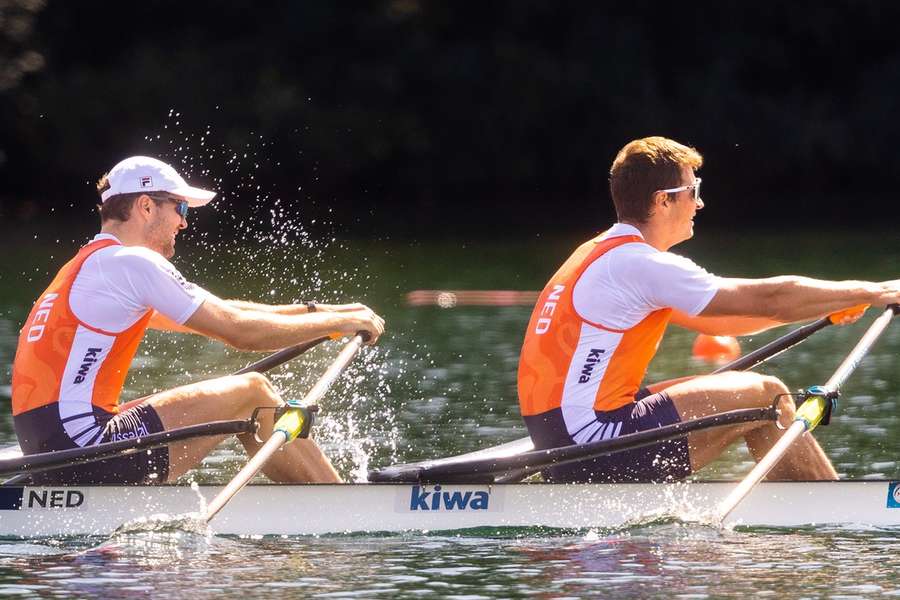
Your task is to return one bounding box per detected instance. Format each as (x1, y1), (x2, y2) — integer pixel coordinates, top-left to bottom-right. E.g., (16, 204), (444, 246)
(0, 227), (898, 598)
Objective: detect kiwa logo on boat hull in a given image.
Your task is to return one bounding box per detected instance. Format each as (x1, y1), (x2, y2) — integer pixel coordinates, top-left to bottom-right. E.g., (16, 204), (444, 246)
(398, 485), (503, 513)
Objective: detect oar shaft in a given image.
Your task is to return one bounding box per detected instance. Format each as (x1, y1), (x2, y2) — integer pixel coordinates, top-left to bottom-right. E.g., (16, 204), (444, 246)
(823, 307), (895, 390)
(369, 407), (776, 483)
(204, 333), (368, 524)
(717, 305), (897, 522)
(716, 420), (805, 519)
(300, 334), (368, 406)
(205, 431), (288, 522)
(712, 317), (832, 374)
(234, 337), (329, 375)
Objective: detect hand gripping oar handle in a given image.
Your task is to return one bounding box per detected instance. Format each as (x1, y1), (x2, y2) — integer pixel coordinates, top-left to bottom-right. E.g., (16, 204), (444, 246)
(204, 332), (369, 523)
(716, 305), (898, 522)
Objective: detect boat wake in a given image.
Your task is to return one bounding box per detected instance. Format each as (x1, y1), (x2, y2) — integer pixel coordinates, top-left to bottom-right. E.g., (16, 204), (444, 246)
(112, 512), (209, 537)
(73, 513), (216, 563)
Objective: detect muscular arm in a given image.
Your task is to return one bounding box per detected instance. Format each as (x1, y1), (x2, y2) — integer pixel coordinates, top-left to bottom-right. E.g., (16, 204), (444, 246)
(226, 299), (369, 315)
(700, 276), (899, 322)
(669, 309), (783, 336)
(148, 310), (197, 333)
(148, 300), (369, 331)
(182, 295), (383, 350)
(225, 299), (309, 315)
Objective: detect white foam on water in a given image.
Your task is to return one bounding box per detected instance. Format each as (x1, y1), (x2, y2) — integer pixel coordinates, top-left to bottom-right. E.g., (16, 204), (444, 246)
(109, 481), (210, 540)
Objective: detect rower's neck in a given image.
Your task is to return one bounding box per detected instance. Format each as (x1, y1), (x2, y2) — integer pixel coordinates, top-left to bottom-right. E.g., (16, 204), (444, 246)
(100, 222), (144, 247)
(620, 220), (673, 251)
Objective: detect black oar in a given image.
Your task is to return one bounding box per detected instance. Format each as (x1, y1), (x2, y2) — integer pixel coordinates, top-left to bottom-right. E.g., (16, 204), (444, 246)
(0, 420), (254, 479)
(712, 313), (843, 374)
(1, 336), (331, 483)
(369, 406), (777, 483)
(233, 336), (329, 374)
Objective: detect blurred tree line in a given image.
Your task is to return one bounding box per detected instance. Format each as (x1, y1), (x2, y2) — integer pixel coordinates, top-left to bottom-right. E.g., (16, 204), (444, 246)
(2, 0), (899, 236)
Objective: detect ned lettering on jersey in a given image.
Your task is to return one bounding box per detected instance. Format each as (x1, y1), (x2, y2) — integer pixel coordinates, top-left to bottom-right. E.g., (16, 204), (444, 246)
(518, 136), (900, 483)
(11, 156), (385, 485)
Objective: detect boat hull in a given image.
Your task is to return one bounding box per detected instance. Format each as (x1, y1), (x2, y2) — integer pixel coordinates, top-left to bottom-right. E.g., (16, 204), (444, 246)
(1, 480), (897, 537)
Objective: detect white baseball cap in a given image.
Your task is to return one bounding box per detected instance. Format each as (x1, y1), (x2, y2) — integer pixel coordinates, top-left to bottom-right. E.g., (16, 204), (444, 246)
(100, 156), (216, 207)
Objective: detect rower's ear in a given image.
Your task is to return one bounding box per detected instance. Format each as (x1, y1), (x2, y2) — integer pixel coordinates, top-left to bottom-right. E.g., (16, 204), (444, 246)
(134, 194), (154, 218)
(650, 190), (670, 216)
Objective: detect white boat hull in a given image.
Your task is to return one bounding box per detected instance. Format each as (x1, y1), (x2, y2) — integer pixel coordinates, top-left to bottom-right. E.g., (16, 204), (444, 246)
(2, 480), (898, 537)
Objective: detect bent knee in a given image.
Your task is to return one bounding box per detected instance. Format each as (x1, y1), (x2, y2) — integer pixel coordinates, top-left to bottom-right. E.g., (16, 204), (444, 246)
(741, 373), (790, 407)
(757, 374), (789, 398)
(715, 371), (789, 405)
(238, 372), (279, 398)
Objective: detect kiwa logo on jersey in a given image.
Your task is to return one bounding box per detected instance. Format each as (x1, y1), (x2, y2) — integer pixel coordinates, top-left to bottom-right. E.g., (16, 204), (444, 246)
(73, 347), (103, 384)
(578, 348), (606, 383)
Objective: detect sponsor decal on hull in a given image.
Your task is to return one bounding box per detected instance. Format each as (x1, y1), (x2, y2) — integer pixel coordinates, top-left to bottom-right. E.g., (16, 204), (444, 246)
(0, 488), (85, 510)
(396, 484), (504, 513)
(889, 482), (900, 508)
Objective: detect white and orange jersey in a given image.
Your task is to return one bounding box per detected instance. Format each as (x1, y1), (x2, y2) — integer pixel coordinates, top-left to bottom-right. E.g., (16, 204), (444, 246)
(518, 224), (719, 431)
(11, 235), (208, 443)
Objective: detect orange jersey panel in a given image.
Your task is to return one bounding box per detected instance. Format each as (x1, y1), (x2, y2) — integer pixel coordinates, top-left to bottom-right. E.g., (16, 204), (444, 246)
(518, 233), (671, 416)
(11, 239), (152, 416)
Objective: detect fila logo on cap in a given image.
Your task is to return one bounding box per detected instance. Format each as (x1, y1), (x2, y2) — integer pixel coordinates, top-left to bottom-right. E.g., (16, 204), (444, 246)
(100, 156), (217, 207)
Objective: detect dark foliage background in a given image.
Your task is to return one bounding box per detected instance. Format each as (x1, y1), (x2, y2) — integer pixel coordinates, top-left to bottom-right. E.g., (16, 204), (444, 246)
(2, 1), (899, 236)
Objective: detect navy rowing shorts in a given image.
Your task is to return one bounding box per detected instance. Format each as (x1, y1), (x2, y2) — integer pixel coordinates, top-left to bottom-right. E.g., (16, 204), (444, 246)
(522, 389), (691, 483)
(13, 402), (170, 485)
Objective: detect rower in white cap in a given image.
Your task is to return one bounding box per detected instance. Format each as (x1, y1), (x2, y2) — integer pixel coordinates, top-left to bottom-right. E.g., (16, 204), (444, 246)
(11, 156), (385, 485)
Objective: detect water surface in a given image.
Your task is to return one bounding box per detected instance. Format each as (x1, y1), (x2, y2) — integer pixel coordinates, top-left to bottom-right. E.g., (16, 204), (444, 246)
(0, 229), (898, 598)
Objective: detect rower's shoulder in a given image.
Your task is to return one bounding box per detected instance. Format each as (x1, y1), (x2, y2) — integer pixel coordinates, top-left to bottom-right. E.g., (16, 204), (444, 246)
(601, 245), (713, 284)
(94, 244), (172, 266)
(87, 245), (184, 283)
(601, 239), (660, 266)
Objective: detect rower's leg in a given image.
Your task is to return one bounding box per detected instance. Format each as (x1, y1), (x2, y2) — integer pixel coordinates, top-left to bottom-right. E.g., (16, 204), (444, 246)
(142, 372), (341, 483)
(664, 371), (838, 480)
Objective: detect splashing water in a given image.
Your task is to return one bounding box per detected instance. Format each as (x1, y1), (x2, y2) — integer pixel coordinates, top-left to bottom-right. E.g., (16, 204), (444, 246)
(108, 481), (210, 538)
(135, 111), (410, 481)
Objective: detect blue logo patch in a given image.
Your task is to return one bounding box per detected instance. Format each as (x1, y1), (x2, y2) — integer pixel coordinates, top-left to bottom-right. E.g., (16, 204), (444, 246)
(889, 482), (900, 508)
(0, 487), (23, 510)
(408, 485), (490, 511)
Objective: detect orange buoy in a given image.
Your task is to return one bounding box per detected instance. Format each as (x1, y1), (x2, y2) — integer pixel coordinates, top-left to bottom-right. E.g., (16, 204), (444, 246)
(692, 334), (741, 363)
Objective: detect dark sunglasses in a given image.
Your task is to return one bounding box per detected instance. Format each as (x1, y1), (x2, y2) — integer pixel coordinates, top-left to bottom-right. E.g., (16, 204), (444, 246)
(171, 200), (189, 218)
(149, 193), (189, 217)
